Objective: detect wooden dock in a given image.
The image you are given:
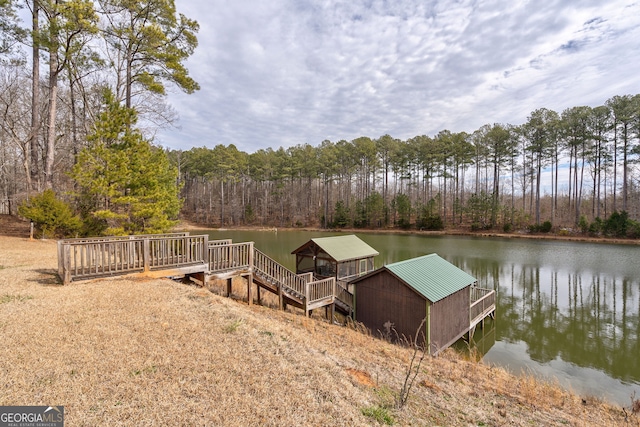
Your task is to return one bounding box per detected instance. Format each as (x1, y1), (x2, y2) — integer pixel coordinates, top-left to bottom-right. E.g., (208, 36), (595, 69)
(58, 233), (493, 329)
(57, 233), (353, 319)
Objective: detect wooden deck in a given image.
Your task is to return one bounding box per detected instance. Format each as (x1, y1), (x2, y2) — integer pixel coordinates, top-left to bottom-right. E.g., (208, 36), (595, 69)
(57, 233), (354, 319)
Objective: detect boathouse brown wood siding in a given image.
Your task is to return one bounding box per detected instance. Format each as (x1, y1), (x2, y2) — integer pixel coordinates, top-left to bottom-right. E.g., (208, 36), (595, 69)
(351, 253), (478, 355)
(355, 269), (427, 342)
(429, 287), (470, 352)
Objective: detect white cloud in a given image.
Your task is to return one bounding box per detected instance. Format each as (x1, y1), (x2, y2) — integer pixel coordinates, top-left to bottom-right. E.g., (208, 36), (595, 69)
(155, 0), (640, 152)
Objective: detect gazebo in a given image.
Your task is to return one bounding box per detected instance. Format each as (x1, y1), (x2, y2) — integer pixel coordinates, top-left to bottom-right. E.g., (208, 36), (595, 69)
(291, 235), (379, 285)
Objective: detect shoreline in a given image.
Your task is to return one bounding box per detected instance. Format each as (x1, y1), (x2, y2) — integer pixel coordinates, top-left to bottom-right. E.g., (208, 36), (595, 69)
(2, 213), (638, 246)
(175, 220), (640, 246)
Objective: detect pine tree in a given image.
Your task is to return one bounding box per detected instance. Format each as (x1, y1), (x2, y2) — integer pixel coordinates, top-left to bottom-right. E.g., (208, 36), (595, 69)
(71, 90), (181, 235)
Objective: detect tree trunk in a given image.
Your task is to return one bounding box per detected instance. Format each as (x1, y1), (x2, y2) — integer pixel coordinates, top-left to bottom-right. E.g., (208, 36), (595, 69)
(622, 123), (628, 211)
(220, 180), (224, 226)
(535, 157), (541, 225)
(30, 0), (40, 192)
(44, 39), (58, 190)
(612, 124), (618, 212)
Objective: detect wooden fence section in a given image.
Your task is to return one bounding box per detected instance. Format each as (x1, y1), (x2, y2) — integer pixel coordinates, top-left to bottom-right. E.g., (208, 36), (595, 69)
(470, 287), (496, 329)
(58, 234), (208, 285)
(57, 232), (190, 244)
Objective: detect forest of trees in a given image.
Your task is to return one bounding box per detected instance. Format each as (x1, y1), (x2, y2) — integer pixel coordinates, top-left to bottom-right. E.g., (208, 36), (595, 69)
(1, 1), (639, 237)
(173, 102), (640, 236)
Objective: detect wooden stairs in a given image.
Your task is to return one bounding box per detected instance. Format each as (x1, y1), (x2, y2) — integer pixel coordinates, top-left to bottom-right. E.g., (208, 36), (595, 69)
(251, 247), (353, 318)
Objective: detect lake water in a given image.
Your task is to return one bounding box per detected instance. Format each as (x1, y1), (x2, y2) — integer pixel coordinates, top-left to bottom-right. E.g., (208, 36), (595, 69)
(201, 229), (640, 406)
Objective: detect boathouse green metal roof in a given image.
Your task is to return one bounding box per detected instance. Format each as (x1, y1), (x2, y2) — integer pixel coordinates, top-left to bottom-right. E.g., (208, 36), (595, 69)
(310, 235), (379, 262)
(385, 254), (476, 303)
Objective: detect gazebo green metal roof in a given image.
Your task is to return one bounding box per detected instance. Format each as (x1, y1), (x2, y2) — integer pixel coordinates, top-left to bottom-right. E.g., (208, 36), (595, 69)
(385, 254), (476, 303)
(310, 235), (379, 262)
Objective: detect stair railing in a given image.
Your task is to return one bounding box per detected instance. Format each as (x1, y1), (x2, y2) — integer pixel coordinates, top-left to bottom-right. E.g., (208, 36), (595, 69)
(253, 248), (306, 297)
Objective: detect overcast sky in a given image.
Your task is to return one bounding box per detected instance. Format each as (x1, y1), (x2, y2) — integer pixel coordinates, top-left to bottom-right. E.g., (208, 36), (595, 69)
(155, 0), (640, 153)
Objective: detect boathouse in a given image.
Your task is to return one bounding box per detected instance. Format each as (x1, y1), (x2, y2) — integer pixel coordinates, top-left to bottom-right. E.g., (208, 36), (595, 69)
(291, 235), (378, 284)
(350, 254), (495, 355)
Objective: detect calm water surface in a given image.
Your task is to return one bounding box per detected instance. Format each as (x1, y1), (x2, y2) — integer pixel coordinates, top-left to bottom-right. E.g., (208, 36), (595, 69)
(202, 229), (640, 405)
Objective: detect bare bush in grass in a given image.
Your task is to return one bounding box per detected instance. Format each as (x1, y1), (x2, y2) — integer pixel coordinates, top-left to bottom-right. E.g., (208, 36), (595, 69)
(395, 318), (427, 409)
(631, 391), (640, 415)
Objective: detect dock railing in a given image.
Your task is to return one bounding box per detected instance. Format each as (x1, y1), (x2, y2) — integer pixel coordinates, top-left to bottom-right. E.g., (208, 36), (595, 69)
(58, 234), (207, 285)
(335, 281), (354, 309)
(57, 232), (189, 279)
(306, 277), (335, 306)
(147, 235), (208, 270)
(253, 248), (306, 297)
(207, 241), (253, 272)
(470, 286), (496, 327)
(297, 272), (314, 283)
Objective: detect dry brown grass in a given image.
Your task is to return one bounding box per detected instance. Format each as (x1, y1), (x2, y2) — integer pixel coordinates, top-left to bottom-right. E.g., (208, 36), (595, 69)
(0, 235), (637, 426)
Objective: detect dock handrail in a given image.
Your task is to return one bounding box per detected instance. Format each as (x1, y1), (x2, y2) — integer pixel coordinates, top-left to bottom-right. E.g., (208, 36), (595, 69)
(253, 248), (306, 297)
(297, 272), (314, 283)
(58, 234), (208, 285)
(208, 241), (253, 272)
(209, 239), (233, 247)
(58, 232), (189, 244)
(147, 235), (208, 270)
(307, 277), (335, 305)
(57, 232), (190, 277)
(470, 287), (496, 326)
(335, 281), (354, 309)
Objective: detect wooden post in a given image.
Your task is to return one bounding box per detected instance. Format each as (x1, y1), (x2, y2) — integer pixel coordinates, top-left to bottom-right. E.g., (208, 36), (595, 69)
(278, 285), (283, 310)
(226, 278), (232, 297)
(62, 244), (71, 285)
(331, 279), (336, 323)
(203, 235), (209, 266)
(305, 281), (310, 317)
(256, 284), (261, 305)
(248, 242), (254, 306)
(57, 240), (63, 278)
(143, 238), (150, 273)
